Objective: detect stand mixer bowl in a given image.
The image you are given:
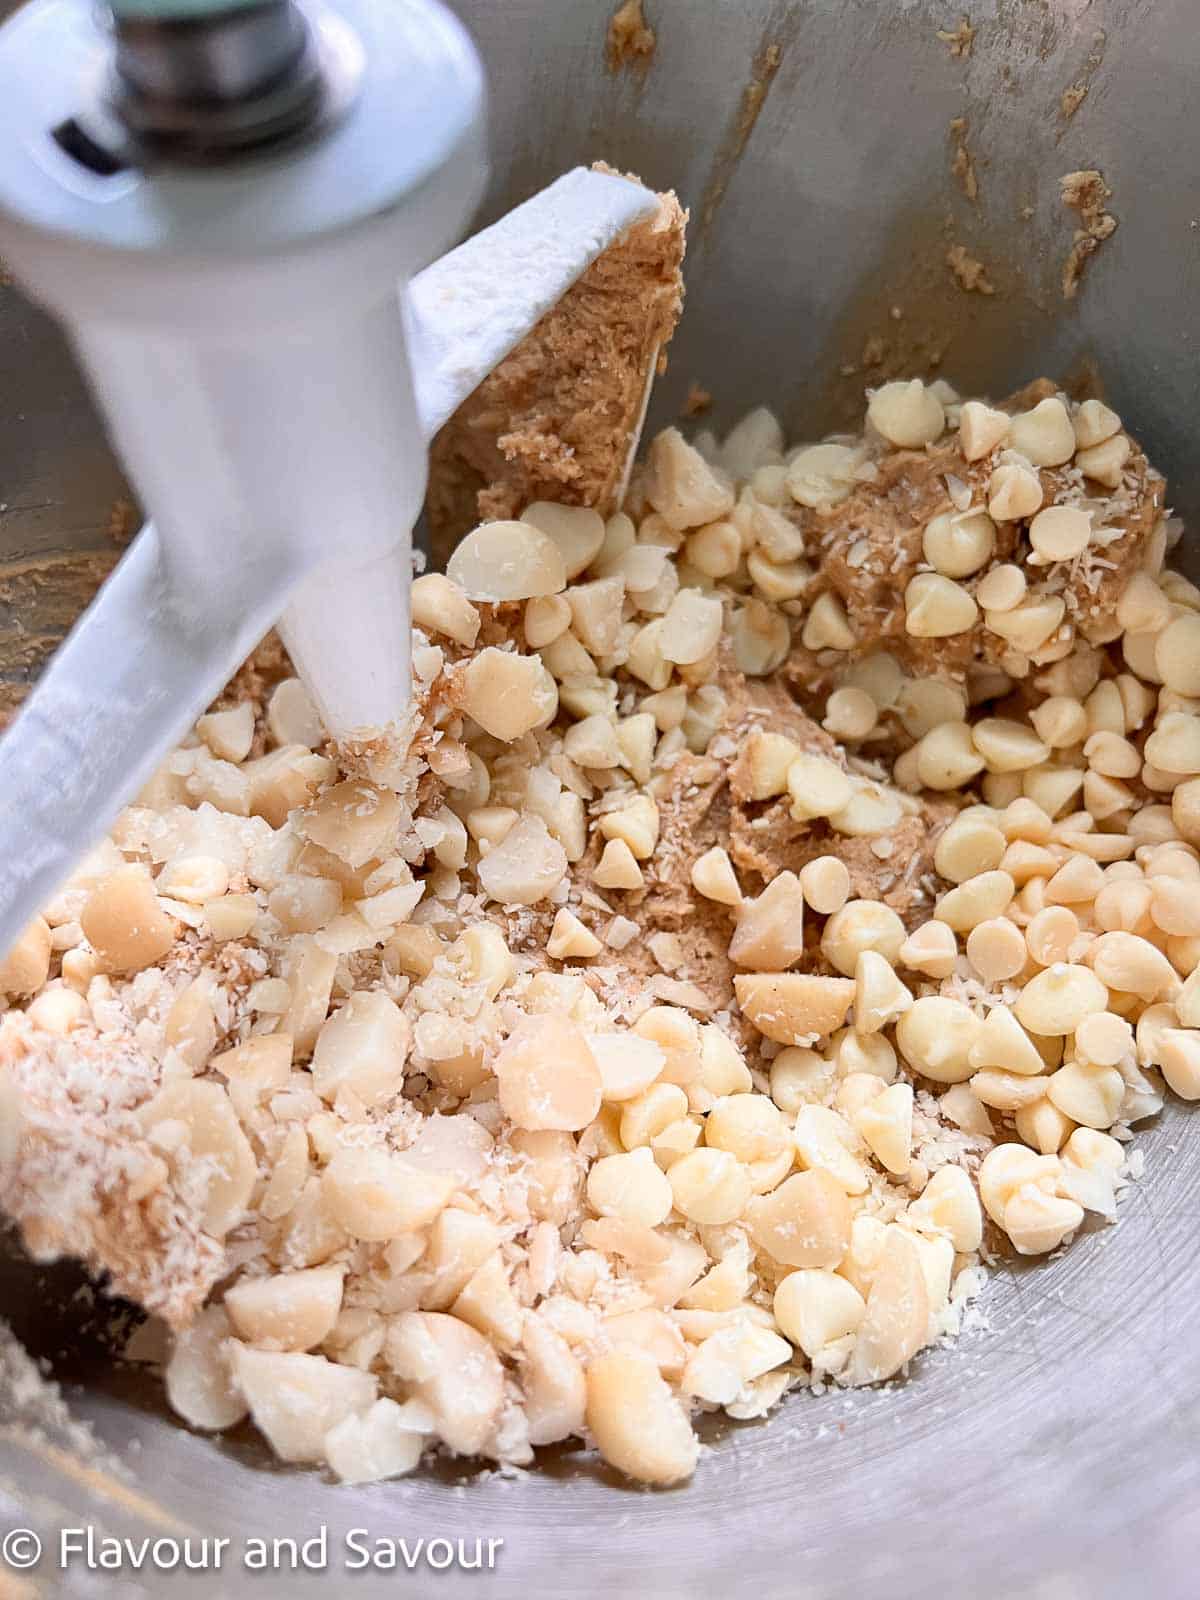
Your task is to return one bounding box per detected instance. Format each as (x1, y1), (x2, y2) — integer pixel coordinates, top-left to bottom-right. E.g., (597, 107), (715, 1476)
(1, 1), (1199, 1595)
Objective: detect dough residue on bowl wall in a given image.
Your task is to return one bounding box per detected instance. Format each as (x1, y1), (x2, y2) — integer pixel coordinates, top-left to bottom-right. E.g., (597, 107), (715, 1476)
(606, 0), (656, 72)
(1060, 168), (1118, 300)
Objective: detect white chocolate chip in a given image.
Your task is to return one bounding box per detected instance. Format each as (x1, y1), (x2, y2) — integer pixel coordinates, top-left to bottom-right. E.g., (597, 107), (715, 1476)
(868, 380), (945, 448)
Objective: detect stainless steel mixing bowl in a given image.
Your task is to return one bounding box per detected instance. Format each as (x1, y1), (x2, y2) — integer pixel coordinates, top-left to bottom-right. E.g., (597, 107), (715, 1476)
(2, 1), (1200, 1594)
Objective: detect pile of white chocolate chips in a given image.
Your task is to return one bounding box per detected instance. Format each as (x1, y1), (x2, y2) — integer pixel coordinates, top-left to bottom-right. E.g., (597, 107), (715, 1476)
(4, 375), (1200, 1487)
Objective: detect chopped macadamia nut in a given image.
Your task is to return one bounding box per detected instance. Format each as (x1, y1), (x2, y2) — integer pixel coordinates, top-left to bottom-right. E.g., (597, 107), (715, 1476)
(585, 1349), (699, 1485)
(521, 501), (606, 579)
(787, 443), (863, 508)
(494, 1015), (602, 1132)
(747, 1169), (851, 1269)
(647, 428), (735, 531)
(26, 986), (88, 1036)
(138, 1079), (255, 1237)
(721, 406), (784, 477)
(848, 1227), (929, 1385)
(229, 1347), (377, 1465)
(734, 973), (856, 1044)
(667, 1147), (752, 1223)
(264, 677), (323, 749)
(521, 1320), (586, 1447)
(324, 1398), (429, 1485)
(165, 1306), (247, 1431)
(568, 576), (626, 656)
(547, 909), (602, 960)
(793, 1104), (869, 1194)
(411, 573), (481, 647)
(1154, 614), (1200, 697)
(971, 1068), (1046, 1113)
(0, 917), (52, 998)
(300, 780), (399, 870)
(387, 1312), (504, 1457)
(160, 854), (231, 906)
(447, 519), (567, 601)
(268, 874), (340, 934)
(459, 649), (558, 741)
(564, 715), (621, 769)
(588, 1033), (666, 1102)
(524, 593), (571, 650)
(197, 702), (254, 764)
(311, 989), (409, 1107)
(323, 1148), (453, 1241)
(657, 590), (725, 672)
(598, 793), (660, 859)
(689, 519), (743, 578)
(225, 1266), (344, 1352)
(691, 846), (742, 905)
(769, 1048), (832, 1113)
(477, 816), (567, 905)
(730, 872), (807, 970)
(81, 867), (177, 975)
